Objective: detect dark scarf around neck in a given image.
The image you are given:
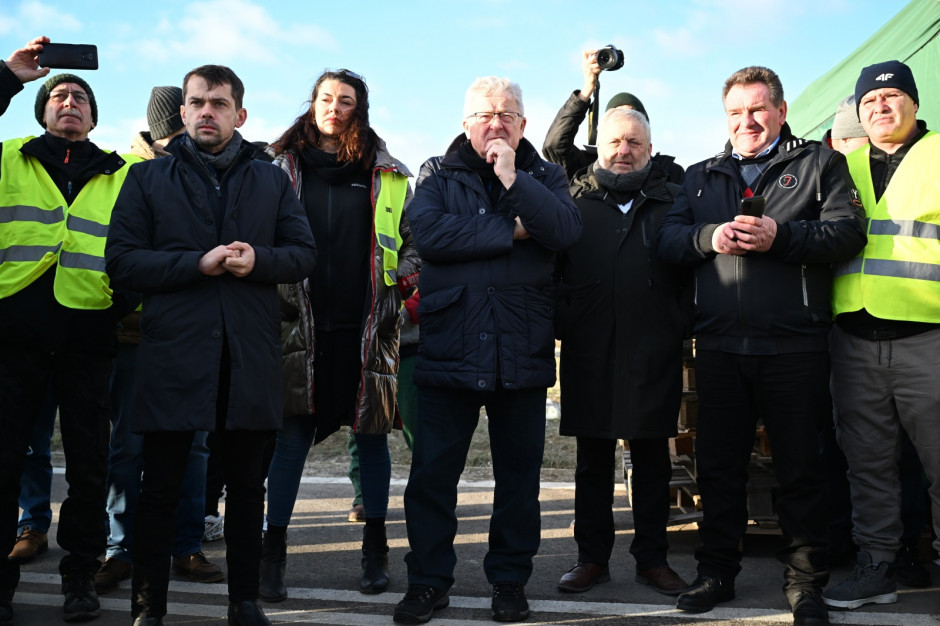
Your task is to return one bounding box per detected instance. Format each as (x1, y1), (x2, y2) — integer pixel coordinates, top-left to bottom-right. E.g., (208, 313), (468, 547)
(593, 160), (651, 203)
(183, 130), (244, 176)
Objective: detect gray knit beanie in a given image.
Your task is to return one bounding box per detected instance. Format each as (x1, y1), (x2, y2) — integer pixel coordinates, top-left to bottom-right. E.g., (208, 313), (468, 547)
(831, 96), (866, 140)
(34, 73), (97, 128)
(147, 86), (184, 140)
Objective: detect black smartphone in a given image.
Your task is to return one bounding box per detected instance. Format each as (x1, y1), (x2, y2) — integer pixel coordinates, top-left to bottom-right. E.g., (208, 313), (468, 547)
(38, 43), (98, 70)
(740, 196), (765, 218)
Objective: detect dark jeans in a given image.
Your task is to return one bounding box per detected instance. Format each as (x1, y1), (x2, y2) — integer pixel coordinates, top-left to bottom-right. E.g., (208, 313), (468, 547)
(693, 350), (829, 591)
(0, 348), (110, 591)
(403, 385), (546, 591)
(573, 436), (672, 571)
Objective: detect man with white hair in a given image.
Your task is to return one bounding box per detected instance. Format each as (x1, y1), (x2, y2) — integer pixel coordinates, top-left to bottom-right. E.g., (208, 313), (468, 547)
(394, 76), (581, 624)
(553, 107), (692, 596)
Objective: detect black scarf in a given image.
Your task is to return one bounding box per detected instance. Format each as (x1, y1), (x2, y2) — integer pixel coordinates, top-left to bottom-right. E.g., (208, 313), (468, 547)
(299, 145), (362, 183)
(458, 139), (535, 206)
(182, 130), (244, 183)
(593, 160), (651, 204)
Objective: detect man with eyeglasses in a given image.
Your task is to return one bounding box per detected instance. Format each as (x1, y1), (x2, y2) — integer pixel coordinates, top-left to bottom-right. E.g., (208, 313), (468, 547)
(0, 36), (140, 623)
(394, 76), (581, 624)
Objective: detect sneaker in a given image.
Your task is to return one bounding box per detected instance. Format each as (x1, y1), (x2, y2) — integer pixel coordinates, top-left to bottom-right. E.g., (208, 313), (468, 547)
(95, 558), (133, 593)
(8, 528), (48, 563)
(822, 551), (897, 609)
(172, 552), (225, 583)
(895, 544), (931, 588)
(348, 504), (365, 523)
(204, 513), (224, 542)
(491, 581), (529, 622)
(62, 574), (101, 622)
(393, 584), (449, 624)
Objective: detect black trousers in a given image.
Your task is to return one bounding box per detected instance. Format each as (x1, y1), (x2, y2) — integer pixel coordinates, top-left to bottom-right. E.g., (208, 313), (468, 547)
(693, 350), (830, 591)
(573, 436), (672, 571)
(0, 347), (110, 591)
(130, 350), (275, 618)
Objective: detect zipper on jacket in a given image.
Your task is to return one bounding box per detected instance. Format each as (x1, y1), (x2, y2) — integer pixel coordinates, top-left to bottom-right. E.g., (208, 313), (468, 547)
(801, 264), (809, 309)
(735, 256), (749, 354)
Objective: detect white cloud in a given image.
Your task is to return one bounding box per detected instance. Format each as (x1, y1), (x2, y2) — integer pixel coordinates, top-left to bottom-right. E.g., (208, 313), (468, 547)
(0, 1), (82, 36)
(128, 0), (337, 66)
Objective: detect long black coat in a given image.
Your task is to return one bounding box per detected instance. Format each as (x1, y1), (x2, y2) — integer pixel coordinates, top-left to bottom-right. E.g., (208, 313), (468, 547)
(105, 137), (317, 432)
(555, 165), (690, 439)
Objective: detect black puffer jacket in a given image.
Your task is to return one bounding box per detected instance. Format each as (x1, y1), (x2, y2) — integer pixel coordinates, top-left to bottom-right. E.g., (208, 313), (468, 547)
(555, 165), (691, 439)
(542, 91), (685, 184)
(656, 125), (867, 354)
(408, 135), (582, 391)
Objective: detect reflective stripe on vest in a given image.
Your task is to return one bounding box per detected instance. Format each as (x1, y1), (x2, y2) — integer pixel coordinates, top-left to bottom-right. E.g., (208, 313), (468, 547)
(373, 169), (408, 286)
(832, 131), (940, 322)
(0, 137), (136, 309)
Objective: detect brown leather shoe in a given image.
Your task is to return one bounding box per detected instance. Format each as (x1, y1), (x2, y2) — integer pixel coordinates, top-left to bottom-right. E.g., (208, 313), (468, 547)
(8, 528), (48, 563)
(557, 562), (611, 593)
(172, 552), (225, 583)
(348, 504), (365, 523)
(95, 558), (133, 594)
(635, 564), (692, 596)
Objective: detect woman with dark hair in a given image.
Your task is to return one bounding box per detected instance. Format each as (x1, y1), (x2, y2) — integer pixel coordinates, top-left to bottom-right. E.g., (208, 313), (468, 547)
(261, 69), (419, 599)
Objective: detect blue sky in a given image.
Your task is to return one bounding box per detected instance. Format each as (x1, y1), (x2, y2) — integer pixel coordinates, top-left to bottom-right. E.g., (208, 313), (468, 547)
(0, 0), (909, 175)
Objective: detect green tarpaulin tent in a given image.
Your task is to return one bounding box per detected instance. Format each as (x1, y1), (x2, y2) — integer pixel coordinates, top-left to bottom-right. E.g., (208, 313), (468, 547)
(789, 0), (940, 139)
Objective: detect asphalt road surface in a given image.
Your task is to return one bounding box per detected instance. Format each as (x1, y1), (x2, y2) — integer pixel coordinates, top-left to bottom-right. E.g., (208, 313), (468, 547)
(10, 470), (940, 625)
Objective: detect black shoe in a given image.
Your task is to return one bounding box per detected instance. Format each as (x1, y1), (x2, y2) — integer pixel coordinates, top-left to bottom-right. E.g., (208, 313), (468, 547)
(1, 588), (13, 626)
(789, 589), (829, 625)
(393, 585), (449, 624)
(676, 575), (734, 613)
(492, 581), (529, 622)
(896, 544), (931, 588)
(259, 528), (287, 602)
(360, 522), (390, 594)
(62, 574), (102, 622)
(227, 600), (271, 626)
(132, 617), (164, 626)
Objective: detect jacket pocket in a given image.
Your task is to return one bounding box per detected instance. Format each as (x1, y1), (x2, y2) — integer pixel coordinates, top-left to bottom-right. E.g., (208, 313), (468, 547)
(526, 288), (556, 361)
(417, 285), (465, 362)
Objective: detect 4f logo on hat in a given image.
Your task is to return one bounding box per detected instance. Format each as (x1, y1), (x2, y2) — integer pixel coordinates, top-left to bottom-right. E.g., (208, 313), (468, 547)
(778, 174), (798, 189)
(875, 73), (894, 81)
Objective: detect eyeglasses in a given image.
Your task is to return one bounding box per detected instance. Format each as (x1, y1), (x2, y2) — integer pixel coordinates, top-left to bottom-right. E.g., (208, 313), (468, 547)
(466, 111), (522, 125)
(49, 90), (89, 105)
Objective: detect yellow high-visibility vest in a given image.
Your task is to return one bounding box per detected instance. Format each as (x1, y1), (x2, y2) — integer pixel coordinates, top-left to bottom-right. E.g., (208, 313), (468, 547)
(832, 131), (940, 322)
(0, 137), (136, 309)
(373, 169), (408, 287)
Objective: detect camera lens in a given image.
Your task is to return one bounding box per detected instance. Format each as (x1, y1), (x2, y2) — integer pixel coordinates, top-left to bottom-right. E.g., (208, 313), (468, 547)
(596, 45), (624, 71)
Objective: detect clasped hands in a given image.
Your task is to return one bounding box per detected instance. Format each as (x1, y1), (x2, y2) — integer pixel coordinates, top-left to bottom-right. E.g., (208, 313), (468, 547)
(198, 242), (255, 277)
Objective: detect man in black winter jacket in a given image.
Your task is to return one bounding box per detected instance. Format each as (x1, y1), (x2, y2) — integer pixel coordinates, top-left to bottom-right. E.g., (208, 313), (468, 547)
(0, 36), (139, 624)
(105, 65), (316, 626)
(394, 77), (581, 625)
(657, 66), (867, 625)
(554, 107), (692, 597)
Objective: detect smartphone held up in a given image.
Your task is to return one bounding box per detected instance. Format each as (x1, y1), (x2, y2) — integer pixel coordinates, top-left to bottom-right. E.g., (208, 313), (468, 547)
(38, 43), (98, 70)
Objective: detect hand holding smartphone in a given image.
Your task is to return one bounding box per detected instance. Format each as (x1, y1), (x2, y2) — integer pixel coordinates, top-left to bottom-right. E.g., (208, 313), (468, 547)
(38, 43), (98, 70)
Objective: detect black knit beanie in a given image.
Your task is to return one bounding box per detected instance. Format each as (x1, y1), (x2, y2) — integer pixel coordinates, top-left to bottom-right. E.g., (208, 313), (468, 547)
(854, 60), (918, 114)
(34, 73), (97, 128)
(147, 86), (184, 140)
(605, 92), (648, 120)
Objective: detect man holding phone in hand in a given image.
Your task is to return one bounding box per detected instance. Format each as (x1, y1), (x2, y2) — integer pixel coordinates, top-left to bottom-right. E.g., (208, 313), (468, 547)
(0, 36), (140, 624)
(657, 66), (866, 625)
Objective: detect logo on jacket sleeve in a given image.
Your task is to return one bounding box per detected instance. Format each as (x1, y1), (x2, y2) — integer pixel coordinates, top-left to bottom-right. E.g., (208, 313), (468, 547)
(849, 188), (863, 208)
(777, 174), (798, 189)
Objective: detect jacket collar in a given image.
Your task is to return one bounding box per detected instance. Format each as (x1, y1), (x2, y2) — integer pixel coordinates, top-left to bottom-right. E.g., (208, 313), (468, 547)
(707, 123), (812, 171)
(571, 160), (674, 203)
(439, 134), (540, 171)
